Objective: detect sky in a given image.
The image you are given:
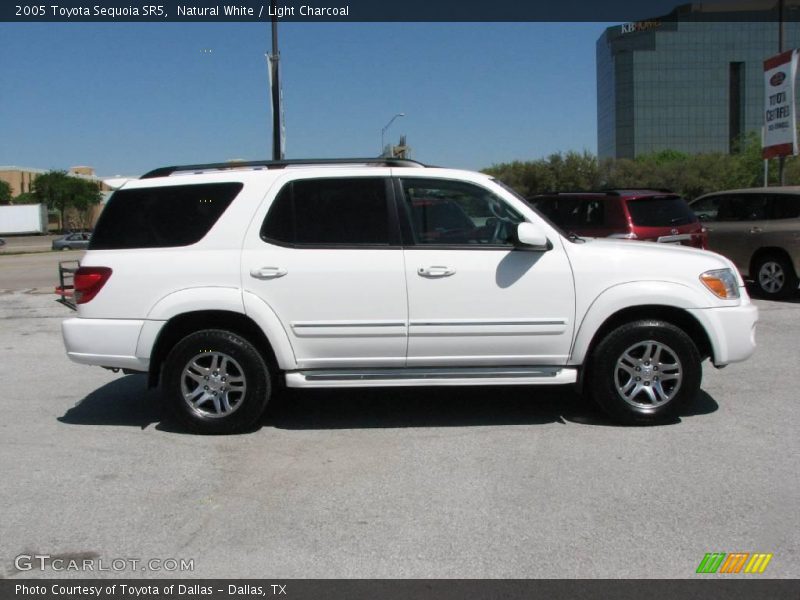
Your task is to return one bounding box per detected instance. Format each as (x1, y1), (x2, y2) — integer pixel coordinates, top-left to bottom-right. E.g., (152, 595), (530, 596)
(0, 22), (614, 177)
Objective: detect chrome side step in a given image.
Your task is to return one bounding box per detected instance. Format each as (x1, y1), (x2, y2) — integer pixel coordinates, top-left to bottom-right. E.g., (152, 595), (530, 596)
(285, 366), (577, 388)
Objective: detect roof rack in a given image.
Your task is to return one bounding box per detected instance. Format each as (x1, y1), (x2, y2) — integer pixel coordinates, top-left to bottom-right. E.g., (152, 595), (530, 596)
(140, 157), (425, 179)
(531, 190), (620, 197)
(600, 188), (675, 194)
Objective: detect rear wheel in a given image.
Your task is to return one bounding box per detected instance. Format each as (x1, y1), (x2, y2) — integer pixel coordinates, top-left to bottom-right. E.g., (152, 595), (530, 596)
(162, 329), (270, 434)
(753, 254), (798, 300)
(588, 320), (701, 424)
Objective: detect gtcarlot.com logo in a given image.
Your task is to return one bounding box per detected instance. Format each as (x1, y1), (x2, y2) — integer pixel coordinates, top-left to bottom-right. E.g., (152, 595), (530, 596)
(696, 552), (773, 574)
(15, 554), (194, 573)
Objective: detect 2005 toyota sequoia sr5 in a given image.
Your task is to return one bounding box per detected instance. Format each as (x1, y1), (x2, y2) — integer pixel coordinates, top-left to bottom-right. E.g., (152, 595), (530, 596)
(61, 158), (758, 433)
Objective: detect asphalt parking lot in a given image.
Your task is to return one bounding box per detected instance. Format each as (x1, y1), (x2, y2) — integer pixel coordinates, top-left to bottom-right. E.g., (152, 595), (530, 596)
(0, 252), (798, 579)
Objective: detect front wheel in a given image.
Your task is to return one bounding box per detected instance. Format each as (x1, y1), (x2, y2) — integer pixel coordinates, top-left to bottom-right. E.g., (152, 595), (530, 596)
(162, 329), (271, 434)
(588, 320), (701, 424)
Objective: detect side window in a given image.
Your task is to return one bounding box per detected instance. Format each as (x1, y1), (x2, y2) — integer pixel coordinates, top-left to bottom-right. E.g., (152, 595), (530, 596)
(692, 196), (720, 221)
(556, 199), (604, 227)
(260, 178), (391, 246)
(529, 197), (603, 228)
(769, 194), (800, 219)
(717, 194), (767, 221)
(584, 200), (604, 226)
(401, 178), (523, 246)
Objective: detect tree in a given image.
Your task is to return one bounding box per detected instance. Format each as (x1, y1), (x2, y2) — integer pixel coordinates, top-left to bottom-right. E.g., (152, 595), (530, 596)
(69, 178), (102, 230)
(32, 171), (71, 230)
(32, 170), (101, 231)
(0, 180), (11, 205)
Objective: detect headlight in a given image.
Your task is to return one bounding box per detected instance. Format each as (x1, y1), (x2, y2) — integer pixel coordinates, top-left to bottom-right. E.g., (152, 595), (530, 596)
(700, 269), (740, 299)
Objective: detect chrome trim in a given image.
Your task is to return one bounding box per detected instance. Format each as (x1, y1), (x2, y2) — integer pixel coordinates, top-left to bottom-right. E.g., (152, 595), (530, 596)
(292, 321), (406, 328)
(656, 233), (691, 243)
(300, 366), (563, 381)
(409, 319), (567, 327)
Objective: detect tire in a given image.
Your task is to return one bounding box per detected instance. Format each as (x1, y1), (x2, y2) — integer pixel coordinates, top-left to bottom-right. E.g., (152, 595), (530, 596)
(587, 320), (702, 424)
(753, 253), (798, 300)
(162, 329), (271, 434)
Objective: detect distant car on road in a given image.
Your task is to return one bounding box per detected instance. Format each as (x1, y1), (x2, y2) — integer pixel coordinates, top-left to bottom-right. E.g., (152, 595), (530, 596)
(0, 238), (5, 247)
(690, 187), (800, 299)
(527, 190), (707, 249)
(52, 232), (91, 251)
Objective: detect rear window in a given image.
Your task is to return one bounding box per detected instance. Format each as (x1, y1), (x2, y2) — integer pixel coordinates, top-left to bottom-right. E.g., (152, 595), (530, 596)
(626, 196), (697, 227)
(90, 183), (242, 250)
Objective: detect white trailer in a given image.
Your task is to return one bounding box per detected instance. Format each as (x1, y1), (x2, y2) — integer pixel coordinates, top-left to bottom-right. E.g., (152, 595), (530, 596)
(0, 204), (48, 235)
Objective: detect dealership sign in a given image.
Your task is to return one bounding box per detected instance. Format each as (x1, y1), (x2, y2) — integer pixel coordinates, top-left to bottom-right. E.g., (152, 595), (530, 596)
(763, 49), (799, 159)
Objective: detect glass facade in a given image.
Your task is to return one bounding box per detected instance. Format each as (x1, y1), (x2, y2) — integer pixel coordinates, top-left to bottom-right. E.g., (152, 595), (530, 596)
(597, 4), (800, 159)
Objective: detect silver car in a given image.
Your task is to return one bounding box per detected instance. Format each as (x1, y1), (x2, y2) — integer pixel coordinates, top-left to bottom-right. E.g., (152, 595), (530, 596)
(52, 232), (91, 251)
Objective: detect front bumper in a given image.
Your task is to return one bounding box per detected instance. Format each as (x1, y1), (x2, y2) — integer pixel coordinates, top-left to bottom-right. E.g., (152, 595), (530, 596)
(686, 301), (758, 366)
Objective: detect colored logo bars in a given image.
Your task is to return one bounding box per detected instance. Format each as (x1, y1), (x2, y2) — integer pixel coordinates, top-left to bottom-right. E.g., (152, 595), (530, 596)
(696, 553), (773, 574)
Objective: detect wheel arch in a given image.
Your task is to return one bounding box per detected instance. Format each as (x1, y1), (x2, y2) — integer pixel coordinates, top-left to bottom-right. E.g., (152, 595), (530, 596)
(573, 304), (713, 393)
(749, 246), (797, 279)
(147, 310), (283, 388)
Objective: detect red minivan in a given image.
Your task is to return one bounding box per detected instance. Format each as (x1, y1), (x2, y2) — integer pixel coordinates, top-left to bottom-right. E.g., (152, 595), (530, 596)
(527, 190), (707, 249)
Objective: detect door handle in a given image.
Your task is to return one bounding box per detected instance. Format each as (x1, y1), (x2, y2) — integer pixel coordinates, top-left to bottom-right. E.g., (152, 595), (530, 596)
(250, 266), (287, 279)
(749, 227), (763, 234)
(418, 266), (456, 278)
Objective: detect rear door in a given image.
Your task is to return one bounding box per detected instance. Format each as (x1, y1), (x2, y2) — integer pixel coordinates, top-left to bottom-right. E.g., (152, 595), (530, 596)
(242, 172), (409, 369)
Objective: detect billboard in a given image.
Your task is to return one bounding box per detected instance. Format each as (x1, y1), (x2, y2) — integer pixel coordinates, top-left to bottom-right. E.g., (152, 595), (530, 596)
(763, 49), (799, 159)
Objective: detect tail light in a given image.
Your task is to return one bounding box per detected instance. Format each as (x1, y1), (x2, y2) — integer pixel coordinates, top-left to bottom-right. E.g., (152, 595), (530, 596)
(74, 267), (112, 304)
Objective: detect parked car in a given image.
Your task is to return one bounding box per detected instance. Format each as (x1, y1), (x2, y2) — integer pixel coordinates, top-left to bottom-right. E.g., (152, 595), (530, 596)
(690, 188), (800, 299)
(52, 232), (91, 251)
(0, 238), (5, 247)
(61, 158), (757, 433)
(527, 190), (707, 249)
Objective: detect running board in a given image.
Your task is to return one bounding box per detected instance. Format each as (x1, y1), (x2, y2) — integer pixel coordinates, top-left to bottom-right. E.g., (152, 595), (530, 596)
(285, 366), (577, 388)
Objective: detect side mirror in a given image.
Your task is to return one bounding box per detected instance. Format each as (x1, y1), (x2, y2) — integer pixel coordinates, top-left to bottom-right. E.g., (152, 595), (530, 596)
(515, 222), (549, 251)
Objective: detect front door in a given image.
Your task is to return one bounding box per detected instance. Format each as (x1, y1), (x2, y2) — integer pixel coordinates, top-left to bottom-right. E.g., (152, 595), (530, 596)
(397, 177), (575, 366)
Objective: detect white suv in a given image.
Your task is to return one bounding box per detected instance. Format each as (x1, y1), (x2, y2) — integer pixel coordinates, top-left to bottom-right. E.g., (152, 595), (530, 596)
(62, 158), (758, 433)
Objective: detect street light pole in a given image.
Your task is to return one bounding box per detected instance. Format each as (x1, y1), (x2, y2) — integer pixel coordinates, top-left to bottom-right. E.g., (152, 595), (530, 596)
(381, 113), (405, 157)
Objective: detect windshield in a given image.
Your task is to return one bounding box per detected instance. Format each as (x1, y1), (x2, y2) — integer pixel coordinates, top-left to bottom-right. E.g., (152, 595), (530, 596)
(626, 196), (698, 227)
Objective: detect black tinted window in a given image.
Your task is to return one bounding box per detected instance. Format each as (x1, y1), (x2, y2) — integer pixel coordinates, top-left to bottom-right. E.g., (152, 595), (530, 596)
(530, 197), (604, 228)
(626, 196), (697, 227)
(260, 178), (390, 246)
(768, 194), (800, 219)
(260, 185), (294, 244)
(90, 183), (242, 250)
(717, 195), (768, 222)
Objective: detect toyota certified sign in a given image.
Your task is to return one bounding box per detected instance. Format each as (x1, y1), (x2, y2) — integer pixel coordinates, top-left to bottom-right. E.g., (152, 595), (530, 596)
(763, 50), (799, 159)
